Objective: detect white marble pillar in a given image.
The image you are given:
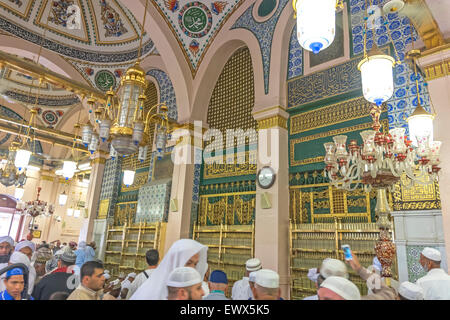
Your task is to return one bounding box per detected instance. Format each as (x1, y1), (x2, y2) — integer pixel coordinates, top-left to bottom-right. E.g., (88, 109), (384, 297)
(252, 107), (290, 298)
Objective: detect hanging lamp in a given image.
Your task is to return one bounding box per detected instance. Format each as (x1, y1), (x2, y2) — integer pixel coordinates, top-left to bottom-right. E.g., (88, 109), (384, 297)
(358, 1), (395, 106)
(405, 41), (435, 147)
(293, 0), (342, 54)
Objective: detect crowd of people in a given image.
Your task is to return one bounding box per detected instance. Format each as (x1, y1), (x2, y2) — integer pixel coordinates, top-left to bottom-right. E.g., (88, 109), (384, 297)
(1, 235), (450, 300)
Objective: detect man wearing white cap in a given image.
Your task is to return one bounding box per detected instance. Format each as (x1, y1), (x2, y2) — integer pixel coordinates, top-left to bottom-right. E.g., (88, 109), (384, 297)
(318, 276), (361, 300)
(398, 281), (424, 300)
(232, 258), (261, 300)
(251, 269), (280, 300)
(416, 247), (450, 300)
(303, 258), (348, 300)
(167, 267), (204, 300)
(120, 272), (136, 299)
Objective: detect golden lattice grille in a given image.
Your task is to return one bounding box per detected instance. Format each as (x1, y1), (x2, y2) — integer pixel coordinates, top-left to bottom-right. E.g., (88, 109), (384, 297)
(332, 189), (345, 214)
(121, 81), (158, 171)
(206, 47), (256, 149)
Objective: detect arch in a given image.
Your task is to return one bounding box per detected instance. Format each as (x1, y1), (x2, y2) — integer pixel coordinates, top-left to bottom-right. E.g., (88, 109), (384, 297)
(190, 31), (264, 122)
(122, 0), (193, 122)
(265, 2), (296, 109)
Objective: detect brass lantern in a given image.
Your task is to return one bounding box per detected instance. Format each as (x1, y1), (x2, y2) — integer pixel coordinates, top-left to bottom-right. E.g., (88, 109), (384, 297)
(109, 62), (148, 155)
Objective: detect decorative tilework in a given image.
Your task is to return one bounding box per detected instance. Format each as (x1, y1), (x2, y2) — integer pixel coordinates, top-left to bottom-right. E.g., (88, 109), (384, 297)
(4, 90), (80, 106)
(231, 0), (289, 94)
(98, 157), (122, 218)
(287, 25), (303, 80)
(406, 245), (438, 283)
(135, 179), (171, 223)
(0, 15), (155, 62)
(189, 162), (201, 237)
(146, 69), (178, 121)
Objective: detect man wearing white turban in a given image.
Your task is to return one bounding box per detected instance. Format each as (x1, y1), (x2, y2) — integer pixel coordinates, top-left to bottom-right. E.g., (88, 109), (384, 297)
(0, 236), (14, 271)
(14, 240), (36, 260)
(0, 251), (36, 295)
(130, 239), (208, 300)
(0, 236), (14, 265)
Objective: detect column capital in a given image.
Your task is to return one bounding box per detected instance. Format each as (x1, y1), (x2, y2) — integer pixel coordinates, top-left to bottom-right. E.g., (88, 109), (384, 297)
(172, 122), (208, 148)
(252, 106), (289, 130)
(417, 44), (450, 81)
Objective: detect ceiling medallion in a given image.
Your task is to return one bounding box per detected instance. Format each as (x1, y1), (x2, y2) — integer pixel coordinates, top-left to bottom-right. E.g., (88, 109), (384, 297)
(178, 2), (213, 38)
(95, 70), (116, 91)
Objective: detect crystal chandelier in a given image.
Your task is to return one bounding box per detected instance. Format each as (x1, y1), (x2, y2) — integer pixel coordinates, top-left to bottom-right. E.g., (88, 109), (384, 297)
(323, 5), (441, 283)
(80, 0), (170, 159)
(16, 187), (54, 239)
(0, 142), (27, 188)
(293, 0), (344, 54)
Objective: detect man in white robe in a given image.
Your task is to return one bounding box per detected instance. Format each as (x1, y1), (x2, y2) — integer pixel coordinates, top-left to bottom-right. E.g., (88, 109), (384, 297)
(416, 247), (450, 300)
(130, 239), (208, 300)
(120, 272), (136, 299)
(231, 258), (261, 300)
(126, 249), (159, 299)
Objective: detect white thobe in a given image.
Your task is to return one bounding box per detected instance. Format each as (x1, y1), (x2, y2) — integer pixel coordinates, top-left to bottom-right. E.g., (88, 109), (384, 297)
(126, 269), (155, 299)
(416, 268), (450, 300)
(303, 295), (318, 300)
(232, 277), (252, 300)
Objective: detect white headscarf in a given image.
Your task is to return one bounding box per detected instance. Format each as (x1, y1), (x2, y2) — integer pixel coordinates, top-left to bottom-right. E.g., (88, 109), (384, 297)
(78, 241), (87, 249)
(15, 240), (36, 253)
(130, 239), (207, 300)
(0, 236), (14, 246)
(9, 251), (36, 295)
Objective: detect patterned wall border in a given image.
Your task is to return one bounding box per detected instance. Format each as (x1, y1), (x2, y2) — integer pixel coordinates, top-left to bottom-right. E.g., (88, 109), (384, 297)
(231, 0), (289, 94)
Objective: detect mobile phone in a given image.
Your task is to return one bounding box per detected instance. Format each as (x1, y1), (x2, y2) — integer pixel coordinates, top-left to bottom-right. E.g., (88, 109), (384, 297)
(342, 245), (353, 261)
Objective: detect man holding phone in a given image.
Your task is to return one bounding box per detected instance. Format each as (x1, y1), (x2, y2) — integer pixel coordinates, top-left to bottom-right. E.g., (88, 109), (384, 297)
(342, 245), (397, 300)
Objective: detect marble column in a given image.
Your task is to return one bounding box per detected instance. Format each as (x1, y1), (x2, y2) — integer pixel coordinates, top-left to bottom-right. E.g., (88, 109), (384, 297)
(78, 151), (106, 245)
(417, 46), (450, 269)
(252, 106), (290, 298)
(164, 123), (203, 254)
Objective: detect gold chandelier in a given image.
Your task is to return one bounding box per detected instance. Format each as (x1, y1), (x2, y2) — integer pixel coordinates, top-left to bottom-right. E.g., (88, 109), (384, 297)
(81, 0), (170, 159)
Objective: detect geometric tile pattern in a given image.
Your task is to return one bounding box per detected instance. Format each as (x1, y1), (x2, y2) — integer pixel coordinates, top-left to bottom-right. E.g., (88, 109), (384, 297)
(135, 179), (171, 223)
(287, 24), (303, 80)
(406, 245), (438, 283)
(98, 157), (122, 218)
(146, 69), (178, 121)
(232, 0), (290, 94)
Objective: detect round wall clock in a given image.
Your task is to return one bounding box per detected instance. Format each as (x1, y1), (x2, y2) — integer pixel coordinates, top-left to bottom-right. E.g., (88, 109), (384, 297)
(257, 166), (276, 189)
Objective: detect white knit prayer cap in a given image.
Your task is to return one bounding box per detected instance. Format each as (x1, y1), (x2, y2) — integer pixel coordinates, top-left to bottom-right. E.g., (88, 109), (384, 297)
(398, 281), (424, 300)
(255, 269), (279, 289)
(246, 258), (262, 272)
(320, 258), (349, 279)
(15, 240), (36, 253)
(166, 267), (202, 288)
(128, 272), (136, 278)
(320, 276), (361, 300)
(421, 247), (441, 262)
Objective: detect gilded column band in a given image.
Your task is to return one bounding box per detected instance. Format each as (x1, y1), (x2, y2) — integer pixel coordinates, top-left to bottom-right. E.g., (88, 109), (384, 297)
(257, 115), (288, 130)
(422, 59), (450, 81)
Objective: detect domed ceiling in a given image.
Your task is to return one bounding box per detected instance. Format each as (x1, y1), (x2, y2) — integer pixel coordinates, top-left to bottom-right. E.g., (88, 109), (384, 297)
(0, 0), (158, 89)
